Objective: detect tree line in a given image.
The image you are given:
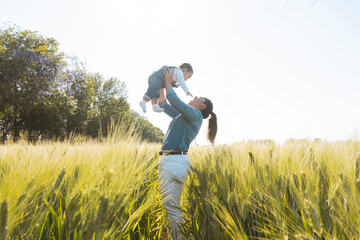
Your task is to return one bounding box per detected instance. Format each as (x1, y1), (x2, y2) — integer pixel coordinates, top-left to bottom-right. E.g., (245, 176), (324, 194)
(0, 24), (164, 143)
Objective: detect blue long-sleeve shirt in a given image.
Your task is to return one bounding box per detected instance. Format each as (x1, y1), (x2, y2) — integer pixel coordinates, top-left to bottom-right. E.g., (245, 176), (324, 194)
(159, 89), (203, 152)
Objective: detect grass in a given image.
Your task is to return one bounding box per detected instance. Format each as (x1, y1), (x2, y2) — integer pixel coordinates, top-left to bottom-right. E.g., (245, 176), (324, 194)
(1, 133), (360, 239)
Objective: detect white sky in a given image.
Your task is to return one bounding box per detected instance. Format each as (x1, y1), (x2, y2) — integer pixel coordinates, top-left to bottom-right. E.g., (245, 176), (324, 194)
(1, 0), (360, 145)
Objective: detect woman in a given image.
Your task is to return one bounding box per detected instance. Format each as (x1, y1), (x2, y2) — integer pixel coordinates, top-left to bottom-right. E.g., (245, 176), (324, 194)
(158, 68), (217, 239)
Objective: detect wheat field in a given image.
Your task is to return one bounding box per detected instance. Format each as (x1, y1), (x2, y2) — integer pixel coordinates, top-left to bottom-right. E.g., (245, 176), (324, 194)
(1, 132), (360, 239)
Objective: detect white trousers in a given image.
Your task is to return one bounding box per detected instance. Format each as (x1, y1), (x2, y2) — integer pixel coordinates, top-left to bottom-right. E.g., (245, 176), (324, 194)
(159, 154), (191, 240)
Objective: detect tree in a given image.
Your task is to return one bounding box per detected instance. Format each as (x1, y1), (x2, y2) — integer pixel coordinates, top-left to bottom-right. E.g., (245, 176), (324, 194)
(86, 73), (130, 137)
(0, 25), (65, 142)
(0, 24), (164, 143)
(133, 112), (164, 143)
(63, 64), (96, 136)
(85, 73), (165, 142)
(19, 89), (77, 141)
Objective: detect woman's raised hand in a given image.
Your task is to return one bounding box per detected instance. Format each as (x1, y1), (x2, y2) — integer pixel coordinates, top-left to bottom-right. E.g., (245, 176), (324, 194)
(163, 68), (174, 82)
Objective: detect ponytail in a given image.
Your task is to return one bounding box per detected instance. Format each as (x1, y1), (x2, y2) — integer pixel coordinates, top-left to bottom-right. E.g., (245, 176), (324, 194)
(207, 112), (217, 145)
(201, 98), (218, 145)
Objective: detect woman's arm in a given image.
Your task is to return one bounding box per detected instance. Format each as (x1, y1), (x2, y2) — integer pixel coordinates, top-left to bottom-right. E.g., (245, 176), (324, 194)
(163, 69), (200, 122)
(158, 88), (180, 118)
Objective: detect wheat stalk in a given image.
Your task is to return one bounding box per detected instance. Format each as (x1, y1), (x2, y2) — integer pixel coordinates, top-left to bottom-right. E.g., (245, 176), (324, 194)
(0, 201), (8, 240)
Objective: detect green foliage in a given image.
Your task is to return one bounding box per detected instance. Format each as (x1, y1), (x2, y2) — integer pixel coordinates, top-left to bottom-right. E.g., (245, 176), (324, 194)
(133, 112), (165, 143)
(0, 25), (164, 143)
(0, 24), (65, 142)
(85, 73), (130, 138)
(20, 90), (77, 141)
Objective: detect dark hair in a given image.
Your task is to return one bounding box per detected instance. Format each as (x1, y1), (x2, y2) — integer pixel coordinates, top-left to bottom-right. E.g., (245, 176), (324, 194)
(201, 98), (217, 145)
(179, 63), (193, 74)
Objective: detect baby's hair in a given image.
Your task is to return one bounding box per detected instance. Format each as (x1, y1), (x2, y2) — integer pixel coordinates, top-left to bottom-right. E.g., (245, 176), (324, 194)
(179, 63), (193, 74)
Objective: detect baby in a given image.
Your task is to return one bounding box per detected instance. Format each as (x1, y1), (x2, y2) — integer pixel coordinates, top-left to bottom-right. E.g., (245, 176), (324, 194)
(139, 63), (193, 113)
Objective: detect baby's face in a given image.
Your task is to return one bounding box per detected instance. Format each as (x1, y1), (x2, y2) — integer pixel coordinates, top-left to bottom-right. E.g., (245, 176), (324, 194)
(183, 69), (193, 81)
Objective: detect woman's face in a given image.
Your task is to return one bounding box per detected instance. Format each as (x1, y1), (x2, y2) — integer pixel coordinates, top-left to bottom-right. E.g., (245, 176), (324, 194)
(188, 96), (206, 110)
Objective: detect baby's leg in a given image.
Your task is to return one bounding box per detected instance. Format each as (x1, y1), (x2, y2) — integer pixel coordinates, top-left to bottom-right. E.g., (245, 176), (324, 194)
(143, 76), (162, 102)
(141, 76), (162, 113)
(151, 98), (157, 105)
(152, 90), (164, 112)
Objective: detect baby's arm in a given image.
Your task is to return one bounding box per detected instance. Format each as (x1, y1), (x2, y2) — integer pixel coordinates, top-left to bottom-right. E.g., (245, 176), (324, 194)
(174, 69), (191, 95)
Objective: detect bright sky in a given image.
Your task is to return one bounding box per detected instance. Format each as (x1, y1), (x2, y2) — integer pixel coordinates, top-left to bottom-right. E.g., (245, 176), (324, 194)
(1, 0), (360, 145)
